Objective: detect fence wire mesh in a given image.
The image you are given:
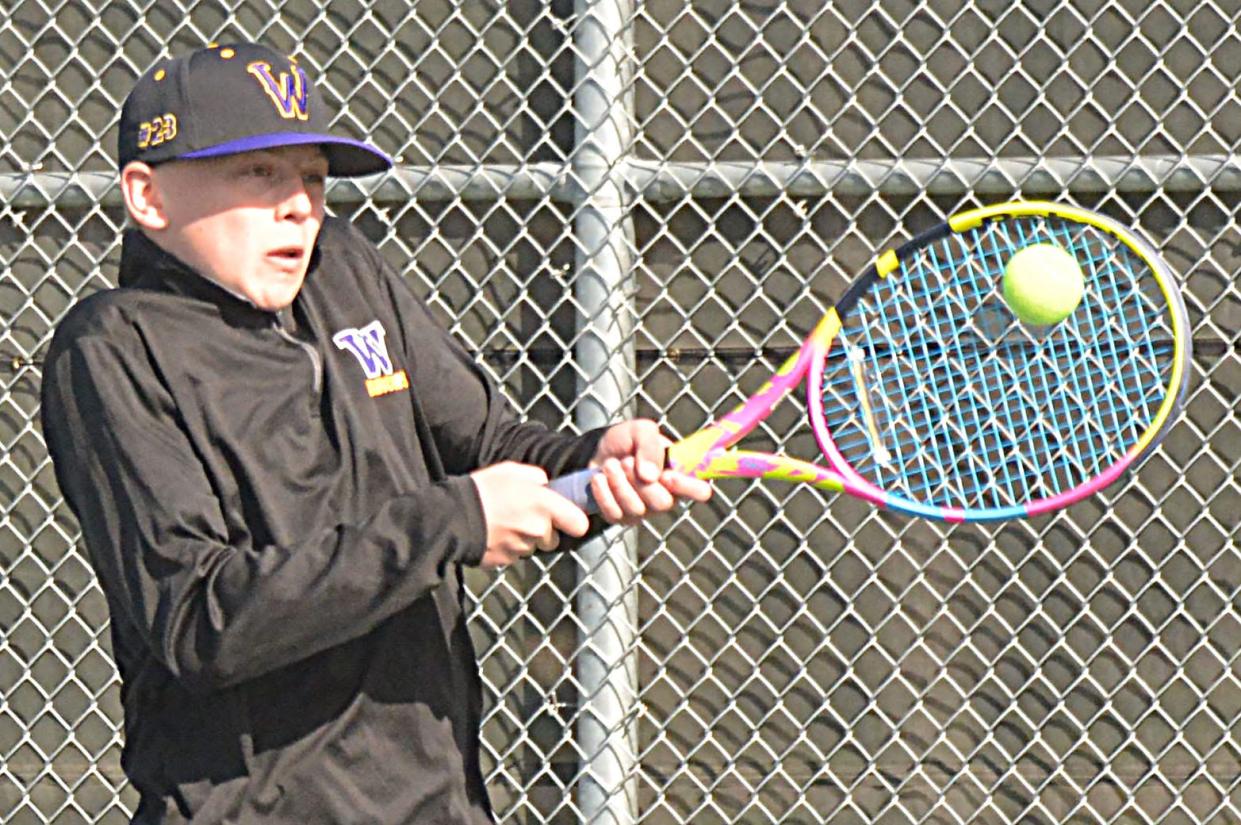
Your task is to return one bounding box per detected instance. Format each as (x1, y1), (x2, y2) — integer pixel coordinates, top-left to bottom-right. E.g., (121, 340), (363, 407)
(1, 1), (1238, 823)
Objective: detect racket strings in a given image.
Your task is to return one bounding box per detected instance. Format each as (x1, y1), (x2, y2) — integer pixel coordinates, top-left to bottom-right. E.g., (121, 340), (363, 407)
(821, 215), (1173, 510)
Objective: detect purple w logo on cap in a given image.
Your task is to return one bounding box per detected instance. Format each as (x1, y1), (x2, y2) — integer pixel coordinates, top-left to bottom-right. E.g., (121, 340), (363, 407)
(246, 60), (310, 121)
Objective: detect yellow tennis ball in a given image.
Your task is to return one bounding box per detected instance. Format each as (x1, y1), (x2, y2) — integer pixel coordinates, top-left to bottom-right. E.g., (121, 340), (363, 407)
(1002, 243), (1084, 326)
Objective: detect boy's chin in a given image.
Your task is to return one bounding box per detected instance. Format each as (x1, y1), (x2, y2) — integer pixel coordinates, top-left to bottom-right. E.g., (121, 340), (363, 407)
(248, 283), (304, 313)
(247, 271), (307, 312)
(255, 293), (301, 312)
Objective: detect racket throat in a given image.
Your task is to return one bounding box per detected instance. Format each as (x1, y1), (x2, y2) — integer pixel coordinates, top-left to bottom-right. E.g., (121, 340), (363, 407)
(667, 427), (737, 475)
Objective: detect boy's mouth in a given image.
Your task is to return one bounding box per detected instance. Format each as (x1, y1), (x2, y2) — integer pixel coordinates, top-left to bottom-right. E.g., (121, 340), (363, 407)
(267, 246), (306, 267)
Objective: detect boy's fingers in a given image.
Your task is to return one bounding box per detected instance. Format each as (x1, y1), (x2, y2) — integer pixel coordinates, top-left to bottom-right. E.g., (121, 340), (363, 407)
(633, 426), (670, 484)
(660, 470), (713, 503)
(544, 487), (589, 538)
(589, 470), (624, 523)
(606, 458), (648, 518)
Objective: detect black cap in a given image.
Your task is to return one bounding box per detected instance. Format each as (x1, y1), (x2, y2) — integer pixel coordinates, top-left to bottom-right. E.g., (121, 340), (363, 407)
(118, 42), (392, 178)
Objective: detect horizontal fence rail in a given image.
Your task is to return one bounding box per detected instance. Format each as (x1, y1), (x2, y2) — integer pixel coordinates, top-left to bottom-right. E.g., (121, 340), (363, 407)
(5, 154), (1241, 209)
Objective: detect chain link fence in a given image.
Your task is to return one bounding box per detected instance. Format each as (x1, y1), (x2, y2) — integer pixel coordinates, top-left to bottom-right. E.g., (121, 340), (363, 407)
(1, 1), (1238, 823)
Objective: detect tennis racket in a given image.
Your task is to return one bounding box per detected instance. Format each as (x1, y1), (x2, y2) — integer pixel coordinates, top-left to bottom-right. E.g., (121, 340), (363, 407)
(550, 201), (1192, 522)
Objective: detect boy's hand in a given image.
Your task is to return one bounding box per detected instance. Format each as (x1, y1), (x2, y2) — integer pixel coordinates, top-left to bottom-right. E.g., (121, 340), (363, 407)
(470, 462), (589, 568)
(586, 419), (712, 525)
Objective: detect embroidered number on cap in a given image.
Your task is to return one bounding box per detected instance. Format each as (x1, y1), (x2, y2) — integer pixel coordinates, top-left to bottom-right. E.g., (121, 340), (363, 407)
(138, 114), (178, 149)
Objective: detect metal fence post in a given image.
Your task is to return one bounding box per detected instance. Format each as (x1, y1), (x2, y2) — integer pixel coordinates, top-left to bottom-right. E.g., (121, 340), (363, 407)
(570, 1), (639, 823)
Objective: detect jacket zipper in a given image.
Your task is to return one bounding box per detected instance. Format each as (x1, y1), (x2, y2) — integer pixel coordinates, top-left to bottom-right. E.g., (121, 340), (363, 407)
(273, 318), (323, 395)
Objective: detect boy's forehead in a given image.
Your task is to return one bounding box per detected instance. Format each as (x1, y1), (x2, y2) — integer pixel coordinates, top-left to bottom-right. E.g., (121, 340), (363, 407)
(155, 145), (329, 178)
(148, 144), (329, 189)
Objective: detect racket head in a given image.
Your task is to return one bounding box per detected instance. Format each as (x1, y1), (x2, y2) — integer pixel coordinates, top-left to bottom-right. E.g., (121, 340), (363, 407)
(811, 201), (1192, 521)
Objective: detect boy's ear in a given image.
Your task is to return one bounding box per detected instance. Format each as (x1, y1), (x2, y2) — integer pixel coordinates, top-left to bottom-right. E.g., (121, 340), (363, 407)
(120, 162), (169, 230)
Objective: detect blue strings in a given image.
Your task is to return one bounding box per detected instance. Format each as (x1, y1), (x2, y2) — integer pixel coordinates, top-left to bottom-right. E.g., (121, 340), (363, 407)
(821, 215), (1171, 510)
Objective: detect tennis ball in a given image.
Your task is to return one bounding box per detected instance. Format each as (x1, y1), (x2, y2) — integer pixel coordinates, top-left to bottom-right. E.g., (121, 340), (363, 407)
(1001, 243), (1085, 326)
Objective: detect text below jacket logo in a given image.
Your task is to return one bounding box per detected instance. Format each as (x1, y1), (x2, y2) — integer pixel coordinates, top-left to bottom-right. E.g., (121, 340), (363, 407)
(333, 320), (409, 398)
(246, 60), (310, 121)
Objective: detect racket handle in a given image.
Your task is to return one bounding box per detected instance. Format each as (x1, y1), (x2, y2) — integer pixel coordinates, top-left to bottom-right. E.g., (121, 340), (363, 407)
(547, 467), (600, 514)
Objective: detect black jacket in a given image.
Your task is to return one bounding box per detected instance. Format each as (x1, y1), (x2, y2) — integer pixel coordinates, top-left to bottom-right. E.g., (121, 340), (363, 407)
(40, 219), (603, 823)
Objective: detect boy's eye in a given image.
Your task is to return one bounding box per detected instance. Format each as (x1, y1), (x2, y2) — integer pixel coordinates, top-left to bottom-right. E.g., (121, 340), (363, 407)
(237, 162), (274, 180)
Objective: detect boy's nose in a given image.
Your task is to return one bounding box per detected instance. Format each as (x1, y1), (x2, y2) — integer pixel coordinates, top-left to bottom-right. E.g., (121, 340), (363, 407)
(279, 181), (316, 221)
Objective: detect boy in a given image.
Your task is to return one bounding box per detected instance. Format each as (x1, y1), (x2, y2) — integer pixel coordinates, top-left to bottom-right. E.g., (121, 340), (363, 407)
(40, 42), (708, 824)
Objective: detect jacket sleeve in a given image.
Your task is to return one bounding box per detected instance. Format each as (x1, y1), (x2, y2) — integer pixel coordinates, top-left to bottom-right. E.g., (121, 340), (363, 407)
(41, 322), (487, 695)
(364, 235), (608, 477)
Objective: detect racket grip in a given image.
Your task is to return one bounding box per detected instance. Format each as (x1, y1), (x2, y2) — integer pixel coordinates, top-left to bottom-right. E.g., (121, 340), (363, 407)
(547, 467), (600, 514)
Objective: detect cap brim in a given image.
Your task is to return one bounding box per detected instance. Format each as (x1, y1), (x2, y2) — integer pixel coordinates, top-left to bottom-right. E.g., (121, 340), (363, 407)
(178, 132), (392, 177)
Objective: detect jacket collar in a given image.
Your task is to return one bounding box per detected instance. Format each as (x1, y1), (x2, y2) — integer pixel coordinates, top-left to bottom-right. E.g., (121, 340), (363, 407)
(117, 229), (318, 320)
